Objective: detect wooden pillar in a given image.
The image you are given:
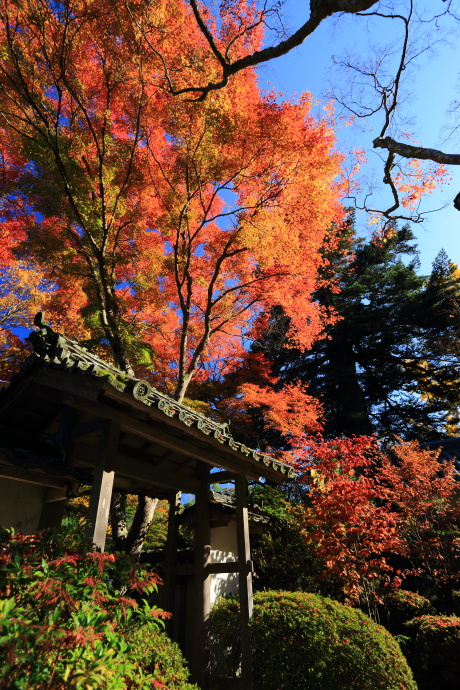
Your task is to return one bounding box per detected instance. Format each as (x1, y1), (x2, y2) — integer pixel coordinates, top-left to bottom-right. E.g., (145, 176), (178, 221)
(86, 420), (120, 552)
(235, 473), (254, 688)
(191, 461), (211, 689)
(163, 491), (181, 635)
(38, 486), (68, 530)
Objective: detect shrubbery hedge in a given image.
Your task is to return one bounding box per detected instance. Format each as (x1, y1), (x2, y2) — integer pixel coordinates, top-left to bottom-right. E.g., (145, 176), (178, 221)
(379, 589), (436, 635)
(210, 591), (416, 690)
(403, 614), (460, 690)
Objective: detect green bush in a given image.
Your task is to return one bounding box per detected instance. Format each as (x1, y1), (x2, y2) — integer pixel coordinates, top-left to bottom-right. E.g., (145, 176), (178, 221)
(378, 589), (436, 635)
(0, 524), (166, 689)
(210, 591), (416, 690)
(127, 627), (197, 690)
(403, 615), (460, 690)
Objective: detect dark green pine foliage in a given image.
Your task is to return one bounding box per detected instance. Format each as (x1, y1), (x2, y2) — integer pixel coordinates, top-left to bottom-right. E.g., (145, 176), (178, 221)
(265, 220), (460, 442)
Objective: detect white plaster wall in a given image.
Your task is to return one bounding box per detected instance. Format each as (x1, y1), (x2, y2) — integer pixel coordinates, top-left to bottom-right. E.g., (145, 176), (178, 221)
(210, 523), (239, 603)
(0, 478), (46, 534)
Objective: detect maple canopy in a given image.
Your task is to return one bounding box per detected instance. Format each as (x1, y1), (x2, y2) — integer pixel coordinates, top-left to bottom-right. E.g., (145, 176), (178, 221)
(0, 0), (346, 407)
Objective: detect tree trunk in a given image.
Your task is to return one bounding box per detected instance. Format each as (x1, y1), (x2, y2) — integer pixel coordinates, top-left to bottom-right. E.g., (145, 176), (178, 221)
(123, 496), (159, 556)
(109, 491), (129, 550)
(327, 339), (374, 437)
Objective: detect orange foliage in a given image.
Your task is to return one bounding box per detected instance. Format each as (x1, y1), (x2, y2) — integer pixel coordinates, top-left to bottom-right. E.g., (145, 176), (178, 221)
(0, 262), (52, 382)
(0, 0), (347, 401)
(240, 381), (323, 439)
(394, 158), (449, 209)
(377, 441), (460, 585)
(0, 330), (28, 384)
(295, 437), (403, 603)
(378, 442), (456, 523)
(289, 438), (460, 604)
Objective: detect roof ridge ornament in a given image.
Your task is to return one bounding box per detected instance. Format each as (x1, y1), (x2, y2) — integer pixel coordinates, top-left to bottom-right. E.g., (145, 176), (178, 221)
(29, 311), (64, 359)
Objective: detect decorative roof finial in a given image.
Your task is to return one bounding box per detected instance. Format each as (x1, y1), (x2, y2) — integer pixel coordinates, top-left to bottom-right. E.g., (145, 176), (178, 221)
(33, 312), (48, 329)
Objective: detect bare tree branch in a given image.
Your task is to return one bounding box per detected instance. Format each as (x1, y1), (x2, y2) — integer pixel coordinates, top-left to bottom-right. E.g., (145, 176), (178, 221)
(133, 0), (381, 100)
(373, 136), (460, 166)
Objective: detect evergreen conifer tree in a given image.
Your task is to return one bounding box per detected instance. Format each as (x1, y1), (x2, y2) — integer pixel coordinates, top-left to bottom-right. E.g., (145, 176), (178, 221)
(264, 222), (460, 442)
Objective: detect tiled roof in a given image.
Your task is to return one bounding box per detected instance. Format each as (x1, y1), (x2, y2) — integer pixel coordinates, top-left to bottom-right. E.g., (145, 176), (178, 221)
(2, 313), (295, 480)
(178, 489), (270, 529)
(207, 489), (269, 524)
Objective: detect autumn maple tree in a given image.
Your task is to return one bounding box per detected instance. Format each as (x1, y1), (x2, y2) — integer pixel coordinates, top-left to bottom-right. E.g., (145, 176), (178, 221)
(0, 0), (346, 394)
(297, 436), (403, 605)
(0, 134), (49, 379)
(0, 0), (350, 551)
(271, 435), (460, 607)
(378, 441), (460, 591)
(138, 0), (382, 100)
(170, 0), (460, 223)
(131, 0), (460, 220)
(226, 354), (460, 606)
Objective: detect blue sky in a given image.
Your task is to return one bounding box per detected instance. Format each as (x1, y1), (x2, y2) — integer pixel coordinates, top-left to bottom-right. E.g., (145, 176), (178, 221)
(254, 1), (460, 274)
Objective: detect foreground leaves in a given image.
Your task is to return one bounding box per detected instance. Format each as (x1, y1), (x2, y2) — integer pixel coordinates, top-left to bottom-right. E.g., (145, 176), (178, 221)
(0, 524), (167, 689)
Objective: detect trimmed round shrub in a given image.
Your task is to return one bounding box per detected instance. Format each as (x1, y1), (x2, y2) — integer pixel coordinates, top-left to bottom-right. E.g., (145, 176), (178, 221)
(403, 615), (460, 690)
(210, 591), (416, 690)
(379, 589), (436, 635)
(126, 627), (198, 690)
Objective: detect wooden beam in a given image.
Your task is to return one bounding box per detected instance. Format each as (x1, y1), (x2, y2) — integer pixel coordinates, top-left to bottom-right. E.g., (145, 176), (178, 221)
(70, 417), (106, 440)
(208, 471), (237, 483)
(54, 405), (79, 447)
(85, 420), (120, 551)
(0, 463), (71, 489)
(43, 486), (67, 503)
(104, 386), (267, 475)
(0, 368), (43, 416)
(117, 442), (169, 466)
(66, 392), (265, 480)
(35, 367), (101, 401)
(235, 474), (254, 688)
(73, 440), (200, 494)
(113, 451), (199, 495)
(191, 462), (211, 689)
(38, 497), (67, 530)
(155, 449), (174, 467)
(39, 486), (68, 530)
(206, 561), (238, 575)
